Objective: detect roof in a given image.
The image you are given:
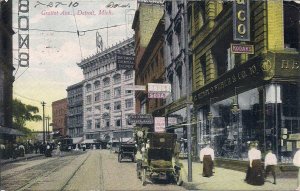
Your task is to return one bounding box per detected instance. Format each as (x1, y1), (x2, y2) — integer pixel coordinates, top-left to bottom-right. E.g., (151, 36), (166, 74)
(0, 126), (25, 136)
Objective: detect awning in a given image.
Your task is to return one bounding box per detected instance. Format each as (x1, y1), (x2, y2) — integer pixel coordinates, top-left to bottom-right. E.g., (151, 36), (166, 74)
(0, 126), (25, 136)
(72, 137), (84, 144)
(82, 139), (95, 144)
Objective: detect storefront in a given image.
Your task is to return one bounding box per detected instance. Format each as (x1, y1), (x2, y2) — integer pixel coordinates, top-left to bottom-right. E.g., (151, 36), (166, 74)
(192, 51), (300, 162)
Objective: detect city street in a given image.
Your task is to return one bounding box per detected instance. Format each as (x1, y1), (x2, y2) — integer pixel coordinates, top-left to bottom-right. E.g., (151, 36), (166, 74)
(1, 150), (184, 191)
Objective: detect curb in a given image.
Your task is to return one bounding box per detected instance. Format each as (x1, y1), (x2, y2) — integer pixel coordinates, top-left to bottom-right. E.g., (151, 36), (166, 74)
(0, 154), (44, 165)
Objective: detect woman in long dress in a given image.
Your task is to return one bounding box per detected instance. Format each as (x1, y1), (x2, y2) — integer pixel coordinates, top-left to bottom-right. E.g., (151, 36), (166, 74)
(245, 143), (264, 185)
(200, 145), (214, 177)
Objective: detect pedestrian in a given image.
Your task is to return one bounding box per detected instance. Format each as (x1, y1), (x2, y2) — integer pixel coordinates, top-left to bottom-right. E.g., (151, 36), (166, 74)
(18, 144), (25, 157)
(264, 149), (277, 184)
(200, 144), (214, 177)
(45, 143), (52, 157)
(56, 142), (61, 156)
(245, 142), (264, 185)
(293, 148), (300, 191)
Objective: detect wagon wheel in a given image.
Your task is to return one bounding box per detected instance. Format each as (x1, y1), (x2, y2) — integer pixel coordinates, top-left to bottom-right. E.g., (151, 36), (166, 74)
(118, 154), (122, 163)
(141, 168), (146, 186)
(176, 170), (183, 186)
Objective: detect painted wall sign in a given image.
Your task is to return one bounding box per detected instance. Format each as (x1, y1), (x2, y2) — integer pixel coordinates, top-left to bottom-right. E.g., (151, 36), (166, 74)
(18, 0), (30, 67)
(233, 0), (250, 41)
(128, 114), (153, 124)
(116, 54), (135, 70)
(231, 43), (254, 54)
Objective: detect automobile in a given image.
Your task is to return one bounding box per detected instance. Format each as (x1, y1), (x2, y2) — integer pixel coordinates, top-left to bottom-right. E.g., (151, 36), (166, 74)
(118, 143), (136, 162)
(137, 132), (183, 186)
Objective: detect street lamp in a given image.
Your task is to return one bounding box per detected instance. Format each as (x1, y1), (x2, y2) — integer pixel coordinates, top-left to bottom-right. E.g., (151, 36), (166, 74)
(231, 102), (240, 158)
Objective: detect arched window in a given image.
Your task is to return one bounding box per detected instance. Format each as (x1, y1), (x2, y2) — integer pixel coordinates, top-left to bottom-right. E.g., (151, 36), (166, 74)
(94, 80), (100, 89)
(85, 84), (92, 92)
(103, 77), (110, 86)
(113, 73), (121, 84)
(124, 70), (133, 80)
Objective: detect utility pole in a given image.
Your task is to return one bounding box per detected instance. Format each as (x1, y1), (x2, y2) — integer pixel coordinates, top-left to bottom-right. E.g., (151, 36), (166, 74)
(183, 0), (192, 182)
(41, 101), (46, 144)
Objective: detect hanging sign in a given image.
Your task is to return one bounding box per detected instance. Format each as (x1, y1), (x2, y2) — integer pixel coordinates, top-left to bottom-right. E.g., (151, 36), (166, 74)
(233, 0), (250, 41)
(154, 117), (166, 133)
(18, 0), (30, 67)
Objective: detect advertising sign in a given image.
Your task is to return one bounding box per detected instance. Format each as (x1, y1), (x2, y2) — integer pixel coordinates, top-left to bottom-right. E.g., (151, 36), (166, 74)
(116, 54), (135, 70)
(124, 85), (146, 91)
(233, 0), (250, 41)
(148, 83), (171, 99)
(231, 43), (254, 54)
(128, 114), (153, 124)
(18, 0), (30, 67)
(154, 117), (166, 133)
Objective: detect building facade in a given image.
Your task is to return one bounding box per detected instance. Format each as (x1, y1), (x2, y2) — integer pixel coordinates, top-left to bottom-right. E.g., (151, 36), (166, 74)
(66, 81), (83, 138)
(52, 98), (68, 137)
(132, 2), (165, 116)
(77, 38), (135, 143)
(191, 1), (300, 161)
(0, 0), (14, 131)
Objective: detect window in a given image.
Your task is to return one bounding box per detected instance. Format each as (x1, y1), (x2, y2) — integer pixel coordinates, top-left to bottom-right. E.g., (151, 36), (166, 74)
(104, 103), (110, 110)
(85, 84), (92, 92)
(114, 101), (121, 111)
(87, 120), (92, 129)
(113, 73), (121, 84)
(86, 107), (92, 112)
(125, 90), (132, 95)
(95, 105), (101, 111)
(104, 90), (110, 100)
(103, 77), (110, 86)
(115, 119), (121, 127)
(104, 119), (110, 128)
(94, 92), (100, 102)
(95, 119), (100, 128)
(94, 80), (100, 89)
(124, 70), (133, 80)
(114, 87), (121, 98)
(125, 99), (133, 109)
(86, 95), (92, 105)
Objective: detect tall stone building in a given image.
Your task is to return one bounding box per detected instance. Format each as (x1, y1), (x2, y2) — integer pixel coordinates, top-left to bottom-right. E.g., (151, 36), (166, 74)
(77, 38), (135, 143)
(66, 82), (83, 139)
(52, 98), (68, 137)
(132, 2), (165, 116)
(191, 1), (300, 161)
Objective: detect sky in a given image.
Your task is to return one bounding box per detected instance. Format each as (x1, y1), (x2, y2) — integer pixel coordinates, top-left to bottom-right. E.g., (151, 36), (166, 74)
(12, 0), (137, 131)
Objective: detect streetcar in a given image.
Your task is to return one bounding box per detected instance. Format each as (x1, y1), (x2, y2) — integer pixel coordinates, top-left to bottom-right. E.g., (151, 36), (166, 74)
(55, 138), (73, 151)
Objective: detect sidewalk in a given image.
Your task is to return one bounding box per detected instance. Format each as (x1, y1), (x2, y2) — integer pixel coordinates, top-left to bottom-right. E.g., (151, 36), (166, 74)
(180, 160), (297, 191)
(0, 153), (43, 165)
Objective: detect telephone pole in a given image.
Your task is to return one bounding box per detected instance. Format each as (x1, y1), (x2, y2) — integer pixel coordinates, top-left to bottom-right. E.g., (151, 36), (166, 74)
(41, 101), (46, 144)
(183, 0), (192, 182)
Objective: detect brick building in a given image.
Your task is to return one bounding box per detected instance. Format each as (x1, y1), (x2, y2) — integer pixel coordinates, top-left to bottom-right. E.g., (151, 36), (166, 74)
(190, 1), (300, 160)
(52, 98), (68, 137)
(132, 2), (165, 117)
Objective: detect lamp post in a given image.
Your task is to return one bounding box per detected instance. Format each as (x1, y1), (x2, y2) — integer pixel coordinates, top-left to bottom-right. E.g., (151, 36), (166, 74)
(41, 101), (46, 144)
(231, 103), (240, 158)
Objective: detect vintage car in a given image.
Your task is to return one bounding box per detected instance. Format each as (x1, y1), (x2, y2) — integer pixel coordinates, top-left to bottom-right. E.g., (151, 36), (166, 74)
(118, 143), (136, 162)
(137, 132), (183, 186)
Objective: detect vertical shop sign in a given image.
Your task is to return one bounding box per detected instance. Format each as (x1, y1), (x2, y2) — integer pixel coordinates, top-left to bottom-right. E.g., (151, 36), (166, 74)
(154, 117), (166, 133)
(18, 0), (30, 67)
(233, 0), (250, 41)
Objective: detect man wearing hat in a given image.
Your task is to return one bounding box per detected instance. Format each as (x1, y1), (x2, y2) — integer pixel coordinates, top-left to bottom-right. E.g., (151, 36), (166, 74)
(200, 144), (215, 177)
(245, 142), (264, 185)
(264, 149), (277, 184)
